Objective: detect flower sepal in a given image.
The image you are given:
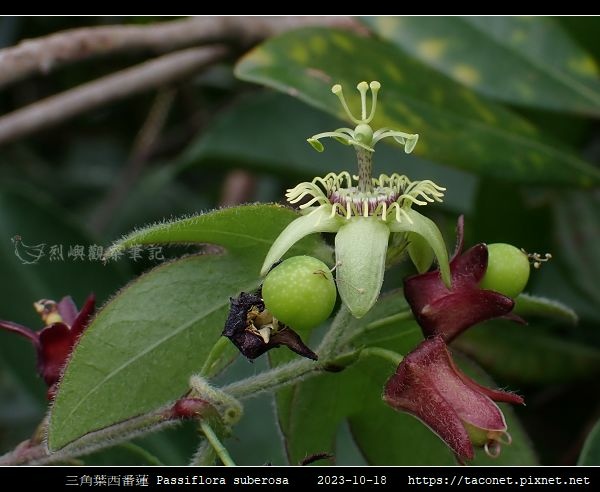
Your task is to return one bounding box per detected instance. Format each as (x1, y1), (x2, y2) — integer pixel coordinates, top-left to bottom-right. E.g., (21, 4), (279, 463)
(335, 217), (389, 318)
(0, 294), (95, 400)
(260, 206), (341, 276)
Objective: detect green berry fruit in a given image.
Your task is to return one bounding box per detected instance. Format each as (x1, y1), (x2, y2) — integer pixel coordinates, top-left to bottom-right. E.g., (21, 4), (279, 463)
(262, 256), (337, 331)
(480, 243), (530, 298)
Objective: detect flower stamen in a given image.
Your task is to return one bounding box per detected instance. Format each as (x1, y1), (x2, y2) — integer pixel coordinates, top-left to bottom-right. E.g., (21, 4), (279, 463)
(523, 250), (553, 269)
(286, 172), (445, 222)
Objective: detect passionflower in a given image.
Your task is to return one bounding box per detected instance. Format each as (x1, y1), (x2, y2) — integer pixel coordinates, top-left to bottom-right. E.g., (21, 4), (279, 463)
(0, 294), (95, 399)
(262, 81), (451, 318)
(404, 216), (523, 342)
(384, 336), (524, 461)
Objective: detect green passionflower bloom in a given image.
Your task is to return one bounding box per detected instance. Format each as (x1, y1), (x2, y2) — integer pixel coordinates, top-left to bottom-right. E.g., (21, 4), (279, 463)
(262, 82), (451, 318)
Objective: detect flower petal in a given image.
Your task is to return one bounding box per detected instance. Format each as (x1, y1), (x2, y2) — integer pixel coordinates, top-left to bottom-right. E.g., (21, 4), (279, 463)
(57, 296), (79, 326)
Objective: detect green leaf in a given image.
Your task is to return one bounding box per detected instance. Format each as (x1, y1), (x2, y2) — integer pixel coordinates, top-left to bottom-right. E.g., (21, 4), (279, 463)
(48, 205), (328, 450)
(514, 293), (578, 325)
(455, 322), (600, 384)
(559, 17), (600, 64)
(48, 254), (256, 451)
(554, 191), (600, 306)
(363, 17), (600, 116)
(106, 204), (331, 265)
(578, 418), (600, 465)
(278, 368), (365, 465)
(235, 28), (600, 187)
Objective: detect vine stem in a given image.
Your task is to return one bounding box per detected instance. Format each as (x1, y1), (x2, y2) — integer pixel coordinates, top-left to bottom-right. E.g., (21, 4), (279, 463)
(0, 406), (178, 466)
(362, 311), (413, 332)
(200, 421), (236, 466)
(340, 308), (414, 347)
(359, 347), (404, 367)
(189, 440), (216, 467)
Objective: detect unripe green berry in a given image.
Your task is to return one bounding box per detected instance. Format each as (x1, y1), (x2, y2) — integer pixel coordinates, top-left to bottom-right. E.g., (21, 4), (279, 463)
(480, 243), (530, 298)
(262, 256), (337, 331)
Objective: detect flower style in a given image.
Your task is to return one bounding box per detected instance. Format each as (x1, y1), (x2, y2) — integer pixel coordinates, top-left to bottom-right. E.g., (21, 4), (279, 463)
(383, 336), (524, 461)
(262, 81), (451, 318)
(404, 216), (523, 343)
(222, 291), (317, 360)
(0, 294), (95, 399)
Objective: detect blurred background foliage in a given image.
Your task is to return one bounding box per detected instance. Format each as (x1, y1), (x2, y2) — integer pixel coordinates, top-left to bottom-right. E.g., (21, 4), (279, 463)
(0, 16), (599, 465)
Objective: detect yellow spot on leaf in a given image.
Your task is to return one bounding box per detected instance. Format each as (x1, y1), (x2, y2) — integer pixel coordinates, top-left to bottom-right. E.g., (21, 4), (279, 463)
(568, 56), (599, 77)
(309, 36), (327, 55)
(291, 46), (309, 64)
(514, 81), (534, 99)
(453, 65), (481, 87)
(376, 17), (401, 37)
(475, 104), (497, 124)
(246, 50), (273, 67)
(417, 39), (448, 61)
(527, 152), (544, 169)
(431, 88), (444, 104)
(331, 32), (354, 51)
(385, 64), (404, 82)
(510, 29), (526, 44)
